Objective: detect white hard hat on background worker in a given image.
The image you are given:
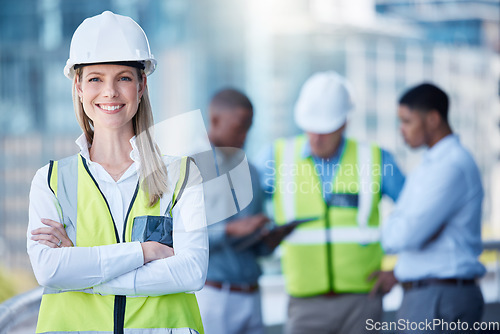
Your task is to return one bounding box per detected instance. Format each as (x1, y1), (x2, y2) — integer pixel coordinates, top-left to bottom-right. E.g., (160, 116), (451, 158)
(64, 10), (157, 79)
(294, 71), (355, 134)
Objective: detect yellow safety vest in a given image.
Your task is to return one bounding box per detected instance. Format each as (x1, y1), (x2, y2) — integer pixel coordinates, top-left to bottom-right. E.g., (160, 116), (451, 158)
(36, 154), (204, 334)
(273, 135), (383, 297)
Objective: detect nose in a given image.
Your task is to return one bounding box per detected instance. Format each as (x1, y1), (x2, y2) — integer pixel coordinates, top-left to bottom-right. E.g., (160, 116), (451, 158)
(102, 80), (119, 98)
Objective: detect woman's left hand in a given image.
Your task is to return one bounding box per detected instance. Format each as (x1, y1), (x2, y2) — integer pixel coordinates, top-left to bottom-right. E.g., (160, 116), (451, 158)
(31, 218), (74, 248)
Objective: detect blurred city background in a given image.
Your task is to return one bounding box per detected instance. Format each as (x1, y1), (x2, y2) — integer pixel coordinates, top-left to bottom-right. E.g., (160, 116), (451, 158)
(0, 0), (499, 331)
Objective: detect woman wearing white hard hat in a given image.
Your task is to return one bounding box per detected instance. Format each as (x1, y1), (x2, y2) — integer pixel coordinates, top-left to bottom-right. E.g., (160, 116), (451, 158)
(27, 11), (207, 334)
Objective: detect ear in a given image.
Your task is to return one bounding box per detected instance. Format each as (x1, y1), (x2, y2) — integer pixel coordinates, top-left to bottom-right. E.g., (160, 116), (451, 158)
(338, 122), (347, 133)
(210, 111), (220, 129)
(425, 110), (441, 130)
(75, 75), (84, 100)
(138, 73), (147, 98)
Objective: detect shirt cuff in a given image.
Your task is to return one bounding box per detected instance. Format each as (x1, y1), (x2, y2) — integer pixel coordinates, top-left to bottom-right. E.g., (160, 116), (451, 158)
(208, 223), (227, 248)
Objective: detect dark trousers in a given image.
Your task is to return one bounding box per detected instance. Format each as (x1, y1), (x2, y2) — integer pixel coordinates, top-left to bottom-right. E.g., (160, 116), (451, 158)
(397, 284), (484, 334)
(285, 293), (383, 334)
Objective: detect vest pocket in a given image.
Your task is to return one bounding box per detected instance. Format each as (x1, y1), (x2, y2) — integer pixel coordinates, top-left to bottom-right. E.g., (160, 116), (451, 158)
(131, 215), (173, 247)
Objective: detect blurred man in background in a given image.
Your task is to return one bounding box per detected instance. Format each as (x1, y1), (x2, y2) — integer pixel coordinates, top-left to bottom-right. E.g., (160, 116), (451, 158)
(257, 71), (405, 334)
(382, 83), (485, 333)
(196, 89), (293, 334)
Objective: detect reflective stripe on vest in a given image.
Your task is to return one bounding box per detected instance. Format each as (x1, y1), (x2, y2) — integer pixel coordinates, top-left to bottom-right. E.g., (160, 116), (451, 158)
(36, 154), (203, 334)
(273, 135), (383, 296)
(285, 226), (380, 244)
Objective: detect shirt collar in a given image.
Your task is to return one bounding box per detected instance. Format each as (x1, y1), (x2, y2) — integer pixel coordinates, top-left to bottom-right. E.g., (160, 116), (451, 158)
(301, 136), (346, 160)
(75, 133), (140, 164)
(424, 134), (458, 162)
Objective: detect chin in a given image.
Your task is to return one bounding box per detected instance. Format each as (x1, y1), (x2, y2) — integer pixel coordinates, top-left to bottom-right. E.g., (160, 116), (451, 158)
(312, 151), (327, 158)
(408, 142), (423, 149)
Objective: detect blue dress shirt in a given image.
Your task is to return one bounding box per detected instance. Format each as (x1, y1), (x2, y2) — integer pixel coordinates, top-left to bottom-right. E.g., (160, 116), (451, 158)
(202, 150), (271, 285)
(256, 136), (405, 203)
(382, 134), (486, 281)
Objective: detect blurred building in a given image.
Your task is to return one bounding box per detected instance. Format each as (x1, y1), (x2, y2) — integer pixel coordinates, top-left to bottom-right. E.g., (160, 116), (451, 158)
(375, 0), (500, 53)
(374, 0), (500, 236)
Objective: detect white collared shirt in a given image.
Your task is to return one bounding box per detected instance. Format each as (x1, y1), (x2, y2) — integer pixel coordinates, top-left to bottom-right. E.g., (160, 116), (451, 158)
(27, 134), (208, 296)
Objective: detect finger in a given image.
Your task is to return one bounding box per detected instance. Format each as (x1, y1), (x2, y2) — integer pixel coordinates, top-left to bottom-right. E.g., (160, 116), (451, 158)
(260, 228), (270, 237)
(32, 234), (61, 245)
(257, 219), (268, 227)
(381, 284), (391, 294)
(31, 228), (44, 235)
(382, 278), (397, 294)
(41, 219), (66, 235)
(369, 280), (381, 298)
(31, 227), (64, 241)
(41, 218), (60, 227)
(36, 226), (70, 245)
(32, 227), (58, 235)
(37, 239), (59, 248)
(35, 233), (69, 247)
(367, 271), (380, 281)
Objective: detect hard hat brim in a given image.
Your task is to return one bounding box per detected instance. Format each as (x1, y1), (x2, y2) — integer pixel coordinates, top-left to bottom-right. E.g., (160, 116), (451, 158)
(295, 113), (348, 134)
(64, 58), (156, 79)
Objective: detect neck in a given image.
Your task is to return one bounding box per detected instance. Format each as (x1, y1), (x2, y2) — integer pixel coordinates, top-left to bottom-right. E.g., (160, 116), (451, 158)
(427, 125), (452, 148)
(208, 133), (217, 147)
(89, 127), (135, 166)
(208, 133), (235, 149)
(315, 138), (343, 159)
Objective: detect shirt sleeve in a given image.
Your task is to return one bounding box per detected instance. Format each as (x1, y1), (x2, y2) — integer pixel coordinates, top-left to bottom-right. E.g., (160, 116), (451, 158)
(382, 162), (465, 253)
(205, 221), (229, 252)
(93, 160), (209, 296)
(203, 158), (265, 253)
(27, 165), (145, 290)
(254, 144), (275, 197)
(248, 166), (273, 256)
(380, 149), (406, 202)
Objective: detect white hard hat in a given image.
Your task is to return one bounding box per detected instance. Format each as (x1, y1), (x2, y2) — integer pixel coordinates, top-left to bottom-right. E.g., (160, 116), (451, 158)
(64, 11), (156, 79)
(294, 71), (355, 134)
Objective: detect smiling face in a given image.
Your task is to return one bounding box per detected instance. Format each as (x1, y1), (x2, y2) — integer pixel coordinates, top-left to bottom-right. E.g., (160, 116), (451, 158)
(76, 64), (146, 134)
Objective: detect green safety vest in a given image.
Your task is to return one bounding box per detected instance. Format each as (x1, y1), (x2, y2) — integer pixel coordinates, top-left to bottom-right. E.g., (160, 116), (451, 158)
(273, 135), (383, 297)
(36, 154), (204, 334)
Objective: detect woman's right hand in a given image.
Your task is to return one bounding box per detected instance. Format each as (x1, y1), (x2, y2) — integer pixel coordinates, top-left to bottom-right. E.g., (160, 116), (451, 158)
(141, 241), (174, 264)
(31, 218), (73, 248)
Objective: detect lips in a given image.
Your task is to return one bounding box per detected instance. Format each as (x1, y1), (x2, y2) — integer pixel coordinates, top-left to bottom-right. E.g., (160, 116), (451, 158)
(96, 104), (125, 114)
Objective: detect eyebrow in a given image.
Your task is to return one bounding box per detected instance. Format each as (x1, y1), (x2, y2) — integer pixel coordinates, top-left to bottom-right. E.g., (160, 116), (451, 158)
(85, 70), (135, 78)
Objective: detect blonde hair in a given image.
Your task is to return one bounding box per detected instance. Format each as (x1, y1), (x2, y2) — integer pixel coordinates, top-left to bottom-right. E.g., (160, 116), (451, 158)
(72, 67), (168, 206)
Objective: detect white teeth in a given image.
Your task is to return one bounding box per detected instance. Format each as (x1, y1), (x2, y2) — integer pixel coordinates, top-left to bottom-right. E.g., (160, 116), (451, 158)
(99, 105), (122, 111)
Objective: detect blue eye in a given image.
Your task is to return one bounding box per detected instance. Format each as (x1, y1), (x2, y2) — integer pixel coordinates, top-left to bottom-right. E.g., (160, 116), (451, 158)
(120, 76), (132, 81)
(88, 78), (100, 82)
